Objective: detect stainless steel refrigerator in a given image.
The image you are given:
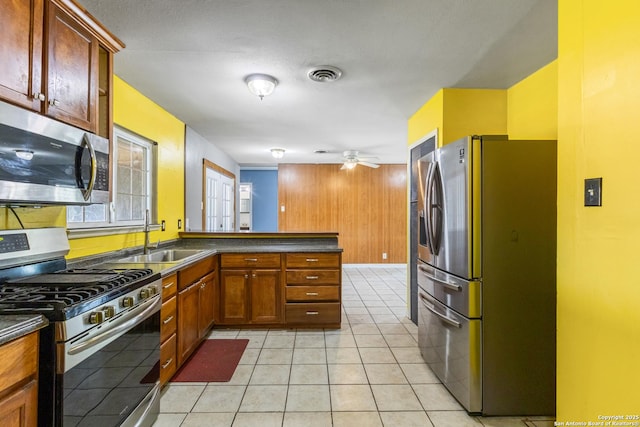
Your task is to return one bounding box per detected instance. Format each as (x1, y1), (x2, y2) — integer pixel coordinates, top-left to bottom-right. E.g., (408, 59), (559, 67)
(417, 135), (556, 415)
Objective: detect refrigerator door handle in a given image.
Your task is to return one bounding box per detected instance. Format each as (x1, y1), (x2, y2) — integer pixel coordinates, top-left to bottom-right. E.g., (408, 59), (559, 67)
(419, 293), (461, 328)
(430, 163), (444, 255)
(423, 163), (434, 254)
(427, 162), (444, 255)
(417, 266), (462, 292)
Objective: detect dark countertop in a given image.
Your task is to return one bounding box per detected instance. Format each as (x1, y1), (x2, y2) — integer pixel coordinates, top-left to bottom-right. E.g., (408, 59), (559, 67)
(84, 235), (342, 277)
(0, 314), (48, 346)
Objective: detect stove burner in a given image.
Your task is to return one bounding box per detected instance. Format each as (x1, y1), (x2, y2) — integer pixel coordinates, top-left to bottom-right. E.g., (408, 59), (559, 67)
(0, 268), (157, 320)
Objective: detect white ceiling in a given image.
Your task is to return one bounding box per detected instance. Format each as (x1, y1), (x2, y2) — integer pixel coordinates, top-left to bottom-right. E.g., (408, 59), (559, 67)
(80, 0), (557, 167)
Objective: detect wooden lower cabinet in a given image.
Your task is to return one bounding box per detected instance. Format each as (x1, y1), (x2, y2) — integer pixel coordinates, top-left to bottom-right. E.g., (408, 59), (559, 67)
(0, 332), (39, 426)
(285, 252), (342, 328)
(177, 271), (215, 366)
(159, 274), (177, 386)
(219, 269), (281, 325)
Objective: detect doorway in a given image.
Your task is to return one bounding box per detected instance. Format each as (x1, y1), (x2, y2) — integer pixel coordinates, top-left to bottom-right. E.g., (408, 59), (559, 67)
(202, 159), (236, 231)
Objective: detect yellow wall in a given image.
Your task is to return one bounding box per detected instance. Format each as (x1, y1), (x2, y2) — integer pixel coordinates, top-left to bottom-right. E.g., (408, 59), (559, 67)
(68, 76), (186, 258)
(408, 89), (444, 145)
(556, 1), (640, 422)
(507, 60), (558, 140)
(442, 88), (507, 144)
(408, 88), (508, 147)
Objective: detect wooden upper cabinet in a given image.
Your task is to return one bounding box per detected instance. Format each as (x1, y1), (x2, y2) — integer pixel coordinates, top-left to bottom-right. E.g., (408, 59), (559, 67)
(45, 1), (99, 132)
(0, 0), (44, 110)
(0, 0), (124, 135)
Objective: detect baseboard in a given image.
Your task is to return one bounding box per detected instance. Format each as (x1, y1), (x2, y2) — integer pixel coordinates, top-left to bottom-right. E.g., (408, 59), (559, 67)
(343, 263), (407, 269)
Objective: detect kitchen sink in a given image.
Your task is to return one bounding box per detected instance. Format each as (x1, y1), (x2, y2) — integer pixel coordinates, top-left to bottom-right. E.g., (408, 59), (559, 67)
(117, 249), (205, 263)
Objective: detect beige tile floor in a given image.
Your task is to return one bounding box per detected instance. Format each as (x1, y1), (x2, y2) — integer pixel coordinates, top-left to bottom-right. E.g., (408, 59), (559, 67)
(153, 266), (555, 427)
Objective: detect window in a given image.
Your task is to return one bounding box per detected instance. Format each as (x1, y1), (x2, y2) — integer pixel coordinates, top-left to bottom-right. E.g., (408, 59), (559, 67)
(67, 126), (156, 230)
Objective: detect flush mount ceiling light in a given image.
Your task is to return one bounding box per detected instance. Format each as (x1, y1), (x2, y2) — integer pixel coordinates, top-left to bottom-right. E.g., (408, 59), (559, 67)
(15, 149), (34, 161)
(270, 148), (285, 159)
(245, 74), (278, 100)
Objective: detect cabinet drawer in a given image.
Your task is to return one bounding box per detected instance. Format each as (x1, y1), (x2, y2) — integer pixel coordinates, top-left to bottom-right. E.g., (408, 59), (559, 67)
(286, 253), (340, 268)
(286, 303), (341, 324)
(179, 256), (217, 290)
(0, 332), (38, 392)
(221, 253), (281, 268)
(286, 286), (340, 302)
(161, 296), (177, 342)
(162, 273), (177, 300)
(286, 270), (340, 285)
(159, 333), (177, 386)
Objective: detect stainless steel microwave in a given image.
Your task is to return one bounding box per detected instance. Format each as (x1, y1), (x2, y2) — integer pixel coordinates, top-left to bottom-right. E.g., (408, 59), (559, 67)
(0, 101), (109, 206)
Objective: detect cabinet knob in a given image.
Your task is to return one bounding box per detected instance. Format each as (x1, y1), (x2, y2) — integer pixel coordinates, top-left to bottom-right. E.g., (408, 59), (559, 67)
(163, 315), (174, 325)
(252, 274), (256, 278)
(305, 276), (319, 280)
(49, 99), (60, 106)
(33, 92), (45, 101)
(306, 292), (319, 296)
(161, 358), (173, 369)
(306, 258), (319, 262)
(306, 311), (319, 315)
(244, 274), (249, 279)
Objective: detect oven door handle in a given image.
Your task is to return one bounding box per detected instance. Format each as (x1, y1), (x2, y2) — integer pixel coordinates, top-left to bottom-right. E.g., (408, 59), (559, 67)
(68, 296), (160, 356)
(419, 293), (461, 328)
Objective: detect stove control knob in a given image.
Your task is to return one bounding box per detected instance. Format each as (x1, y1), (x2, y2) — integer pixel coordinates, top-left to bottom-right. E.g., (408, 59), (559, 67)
(122, 296), (135, 308)
(89, 311), (104, 324)
(147, 286), (158, 296)
(102, 306), (116, 319)
(139, 288), (150, 300)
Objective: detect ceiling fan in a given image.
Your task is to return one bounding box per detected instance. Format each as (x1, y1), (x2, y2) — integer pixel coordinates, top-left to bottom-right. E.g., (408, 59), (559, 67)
(340, 150), (380, 170)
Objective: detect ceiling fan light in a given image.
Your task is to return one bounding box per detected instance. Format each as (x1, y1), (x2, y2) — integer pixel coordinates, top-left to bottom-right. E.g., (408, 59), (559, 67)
(270, 148), (285, 159)
(344, 160), (357, 169)
(245, 74), (278, 100)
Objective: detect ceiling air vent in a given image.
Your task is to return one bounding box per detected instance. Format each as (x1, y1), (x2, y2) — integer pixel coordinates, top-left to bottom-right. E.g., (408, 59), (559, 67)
(308, 66), (343, 82)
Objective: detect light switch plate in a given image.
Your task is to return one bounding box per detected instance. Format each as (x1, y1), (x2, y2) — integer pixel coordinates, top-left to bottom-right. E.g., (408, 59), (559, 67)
(584, 178), (602, 207)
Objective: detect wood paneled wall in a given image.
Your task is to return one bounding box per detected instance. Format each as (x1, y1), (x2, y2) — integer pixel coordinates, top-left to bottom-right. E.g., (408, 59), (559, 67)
(278, 164), (407, 264)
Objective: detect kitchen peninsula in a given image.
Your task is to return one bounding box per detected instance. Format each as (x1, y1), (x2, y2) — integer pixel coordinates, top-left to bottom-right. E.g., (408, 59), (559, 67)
(178, 231), (343, 330)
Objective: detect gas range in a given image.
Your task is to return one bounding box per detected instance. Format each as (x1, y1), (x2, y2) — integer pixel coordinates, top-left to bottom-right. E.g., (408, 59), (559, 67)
(0, 267), (159, 320)
(0, 228), (162, 427)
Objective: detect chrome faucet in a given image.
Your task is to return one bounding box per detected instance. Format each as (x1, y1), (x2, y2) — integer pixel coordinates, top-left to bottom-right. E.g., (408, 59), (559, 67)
(143, 209), (158, 254)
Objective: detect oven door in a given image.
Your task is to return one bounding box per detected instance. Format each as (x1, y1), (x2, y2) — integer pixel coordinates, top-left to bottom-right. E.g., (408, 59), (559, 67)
(59, 296), (161, 426)
(418, 289), (482, 414)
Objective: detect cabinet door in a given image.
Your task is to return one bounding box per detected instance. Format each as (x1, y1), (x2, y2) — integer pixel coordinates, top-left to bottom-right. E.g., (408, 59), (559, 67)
(0, 379), (38, 427)
(250, 269), (282, 324)
(220, 270), (249, 324)
(46, 2), (98, 132)
(177, 283), (199, 366)
(0, 0), (43, 110)
(198, 272), (216, 338)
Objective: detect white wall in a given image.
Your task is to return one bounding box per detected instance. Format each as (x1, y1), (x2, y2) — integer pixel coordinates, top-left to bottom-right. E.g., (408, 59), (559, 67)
(184, 126), (240, 231)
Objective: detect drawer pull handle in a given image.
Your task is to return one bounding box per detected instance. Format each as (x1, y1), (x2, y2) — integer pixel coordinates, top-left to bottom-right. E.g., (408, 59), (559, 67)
(306, 292), (319, 296)
(306, 311), (319, 315)
(163, 315), (174, 324)
(244, 258), (258, 262)
(163, 282), (175, 289)
(305, 276), (319, 280)
(161, 358), (173, 369)
(306, 258), (319, 262)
